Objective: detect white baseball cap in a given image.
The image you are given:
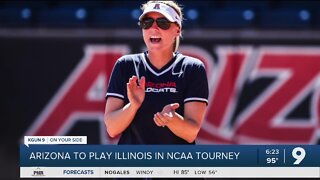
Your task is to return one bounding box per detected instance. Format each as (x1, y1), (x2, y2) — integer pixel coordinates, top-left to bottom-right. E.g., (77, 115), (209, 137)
(139, 2), (182, 28)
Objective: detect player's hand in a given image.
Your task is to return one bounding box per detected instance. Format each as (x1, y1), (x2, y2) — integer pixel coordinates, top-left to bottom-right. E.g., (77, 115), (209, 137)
(153, 103), (179, 127)
(127, 76), (145, 110)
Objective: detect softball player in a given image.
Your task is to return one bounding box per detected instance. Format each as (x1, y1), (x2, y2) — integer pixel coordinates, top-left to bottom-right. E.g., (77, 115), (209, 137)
(104, 0), (209, 144)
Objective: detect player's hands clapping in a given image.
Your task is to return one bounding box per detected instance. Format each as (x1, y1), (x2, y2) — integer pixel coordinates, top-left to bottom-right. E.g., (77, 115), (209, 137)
(127, 76), (146, 111)
(154, 103), (180, 127)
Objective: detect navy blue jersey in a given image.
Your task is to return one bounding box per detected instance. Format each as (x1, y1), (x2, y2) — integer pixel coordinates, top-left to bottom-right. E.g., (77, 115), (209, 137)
(106, 52), (209, 144)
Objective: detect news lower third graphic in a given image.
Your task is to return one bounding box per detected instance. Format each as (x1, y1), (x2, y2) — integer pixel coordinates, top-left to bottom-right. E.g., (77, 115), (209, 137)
(20, 136), (320, 178)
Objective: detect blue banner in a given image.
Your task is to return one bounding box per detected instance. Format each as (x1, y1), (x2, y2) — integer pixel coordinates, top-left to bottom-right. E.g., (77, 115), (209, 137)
(20, 145), (320, 167)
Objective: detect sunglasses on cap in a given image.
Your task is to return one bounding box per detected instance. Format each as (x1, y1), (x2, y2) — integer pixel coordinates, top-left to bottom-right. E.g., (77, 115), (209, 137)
(138, 17), (173, 30)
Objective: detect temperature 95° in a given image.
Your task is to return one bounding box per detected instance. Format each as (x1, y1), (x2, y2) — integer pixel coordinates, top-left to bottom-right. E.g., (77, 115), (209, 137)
(266, 157), (278, 164)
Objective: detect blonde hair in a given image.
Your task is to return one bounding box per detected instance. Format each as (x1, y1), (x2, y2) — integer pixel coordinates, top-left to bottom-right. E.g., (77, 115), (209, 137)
(141, 0), (184, 52)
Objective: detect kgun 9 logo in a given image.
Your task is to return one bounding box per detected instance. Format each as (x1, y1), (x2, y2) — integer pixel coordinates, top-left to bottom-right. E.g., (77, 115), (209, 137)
(292, 147), (306, 165)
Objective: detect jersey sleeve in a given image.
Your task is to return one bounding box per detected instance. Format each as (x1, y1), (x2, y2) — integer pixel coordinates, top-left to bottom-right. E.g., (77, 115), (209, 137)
(106, 59), (126, 100)
(184, 62), (209, 105)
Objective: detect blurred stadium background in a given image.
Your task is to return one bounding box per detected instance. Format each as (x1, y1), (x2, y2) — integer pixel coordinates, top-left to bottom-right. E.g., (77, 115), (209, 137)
(1, 0), (320, 179)
(1, 0), (320, 29)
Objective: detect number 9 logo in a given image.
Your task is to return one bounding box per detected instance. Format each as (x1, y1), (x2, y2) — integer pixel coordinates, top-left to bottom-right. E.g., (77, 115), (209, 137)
(292, 147), (306, 165)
